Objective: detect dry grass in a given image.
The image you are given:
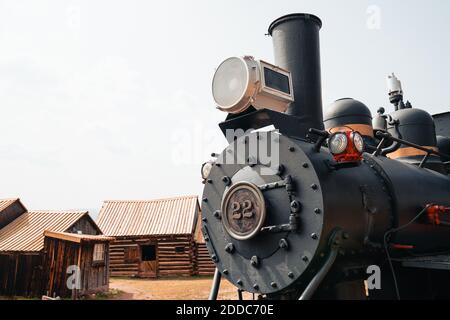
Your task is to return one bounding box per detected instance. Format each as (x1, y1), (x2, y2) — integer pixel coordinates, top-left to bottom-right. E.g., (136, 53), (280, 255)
(108, 276), (254, 300)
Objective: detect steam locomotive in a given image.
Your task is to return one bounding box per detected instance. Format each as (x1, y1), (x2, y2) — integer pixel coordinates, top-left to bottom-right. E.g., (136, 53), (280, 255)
(200, 13), (450, 300)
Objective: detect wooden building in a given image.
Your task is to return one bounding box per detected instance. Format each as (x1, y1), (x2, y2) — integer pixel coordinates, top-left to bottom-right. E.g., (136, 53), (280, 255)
(42, 231), (114, 298)
(0, 199), (113, 298)
(97, 195), (215, 278)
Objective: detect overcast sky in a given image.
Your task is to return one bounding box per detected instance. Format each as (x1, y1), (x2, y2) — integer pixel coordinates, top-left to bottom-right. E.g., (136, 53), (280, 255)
(0, 0), (449, 217)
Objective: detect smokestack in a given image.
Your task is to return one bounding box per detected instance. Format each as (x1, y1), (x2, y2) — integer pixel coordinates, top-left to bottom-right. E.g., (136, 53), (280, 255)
(268, 13), (324, 132)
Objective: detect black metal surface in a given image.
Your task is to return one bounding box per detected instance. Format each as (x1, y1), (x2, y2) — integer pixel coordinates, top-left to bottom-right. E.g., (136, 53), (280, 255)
(268, 13), (324, 134)
(387, 108), (437, 148)
(219, 108), (313, 142)
(433, 112), (450, 137)
(400, 254), (450, 271)
(208, 268), (222, 300)
(324, 98), (373, 129)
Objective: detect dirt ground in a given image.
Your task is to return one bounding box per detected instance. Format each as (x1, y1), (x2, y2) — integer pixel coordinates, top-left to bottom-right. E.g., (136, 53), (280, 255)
(108, 276), (254, 300)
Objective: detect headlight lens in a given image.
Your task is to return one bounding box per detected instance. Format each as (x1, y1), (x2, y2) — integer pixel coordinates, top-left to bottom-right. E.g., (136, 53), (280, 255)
(328, 133), (348, 154)
(212, 57), (249, 110)
(352, 132), (364, 153)
(201, 161), (214, 180)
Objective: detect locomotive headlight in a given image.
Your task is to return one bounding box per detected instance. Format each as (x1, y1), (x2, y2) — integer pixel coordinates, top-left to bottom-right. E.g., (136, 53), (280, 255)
(212, 56), (294, 114)
(201, 160), (214, 181)
(352, 132), (364, 153)
(328, 133), (348, 155)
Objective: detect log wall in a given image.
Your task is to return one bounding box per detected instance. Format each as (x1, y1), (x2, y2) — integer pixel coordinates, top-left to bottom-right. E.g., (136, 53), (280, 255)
(0, 253), (43, 297)
(195, 243), (215, 276)
(110, 235), (196, 278)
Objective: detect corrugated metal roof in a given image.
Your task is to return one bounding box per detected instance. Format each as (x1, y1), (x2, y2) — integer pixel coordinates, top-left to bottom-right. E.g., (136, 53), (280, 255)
(44, 231), (114, 243)
(97, 195), (199, 237)
(0, 211), (89, 252)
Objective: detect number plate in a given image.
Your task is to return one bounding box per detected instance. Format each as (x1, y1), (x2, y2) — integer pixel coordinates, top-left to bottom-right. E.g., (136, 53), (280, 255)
(221, 182), (266, 240)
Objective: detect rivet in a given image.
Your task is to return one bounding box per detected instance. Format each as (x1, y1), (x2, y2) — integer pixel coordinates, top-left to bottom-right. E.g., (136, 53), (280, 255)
(202, 197), (208, 203)
(223, 269), (229, 275)
(314, 208), (321, 214)
(279, 238), (289, 249)
(237, 279), (243, 286)
(302, 162), (309, 168)
(207, 179), (213, 184)
(211, 254), (218, 262)
(202, 217), (207, 222)
(250, 256), (259, 268)
(311, 233), (318, 240)
(311, 184), (318, 190)
(213, 210), (221, 219)
(288, 272), (294, 279)
(204, 237), (209, 242)
(225, 243), (235, 254)
(289, 147), (295, 152)
(302, 255), (309, 262)
(270, 282), (277, 288)
(253, 284), (259, 290)
(290, 200), (302, 213)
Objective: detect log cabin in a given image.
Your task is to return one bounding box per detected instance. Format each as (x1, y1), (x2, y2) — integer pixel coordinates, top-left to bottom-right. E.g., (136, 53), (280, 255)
(0, 198), (113, 298)
(97, 195), (215, 278)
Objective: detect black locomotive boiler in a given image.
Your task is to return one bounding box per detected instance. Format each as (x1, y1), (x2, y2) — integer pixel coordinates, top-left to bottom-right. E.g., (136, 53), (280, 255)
(200, 13), (450, 300)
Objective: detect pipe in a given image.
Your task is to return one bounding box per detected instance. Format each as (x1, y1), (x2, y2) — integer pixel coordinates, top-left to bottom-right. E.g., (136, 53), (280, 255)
(208, 268), (222, 300)
(268, 13), (324, 136)
(299, 246), (339, 300)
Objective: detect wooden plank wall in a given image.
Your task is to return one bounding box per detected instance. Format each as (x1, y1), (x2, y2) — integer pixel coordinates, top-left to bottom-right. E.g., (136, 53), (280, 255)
(42, 237), (110, 298)
(110, 235), (196, 278)
(195, 243), (215, 276)
(0, 253), (43, 297)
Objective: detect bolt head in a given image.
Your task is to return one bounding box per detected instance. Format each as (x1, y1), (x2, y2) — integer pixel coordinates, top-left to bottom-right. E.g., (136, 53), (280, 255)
(311, 233), (318, 240)
(311, 184), (318, 190)
(302, 162), (309, 168)
(223, 269), (229, 275)
(253, 284), (259, 290)
(270, 282), (277, 288)
(279, 238), (289, 249)
(237, 279), (243, 286)
(290, 200), (302, 213)
(250, 256), (259, 268)
(213, 210), (221, 219)
(302, 255), (309, 262)
(222, 176), (231, 186)
(225, 243), (235, 254)
(288, 272), (294, 279)
(314, 208), (321, 214)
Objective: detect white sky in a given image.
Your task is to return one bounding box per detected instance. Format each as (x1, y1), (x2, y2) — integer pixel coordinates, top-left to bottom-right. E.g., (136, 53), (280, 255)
(0, 0), (449, 218)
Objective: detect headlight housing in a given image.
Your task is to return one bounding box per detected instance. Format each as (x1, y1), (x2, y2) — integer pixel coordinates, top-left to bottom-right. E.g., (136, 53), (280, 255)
(201, 161), (214, 181)
(212, 56), (294, 114)
(328, 131), (364, 163)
